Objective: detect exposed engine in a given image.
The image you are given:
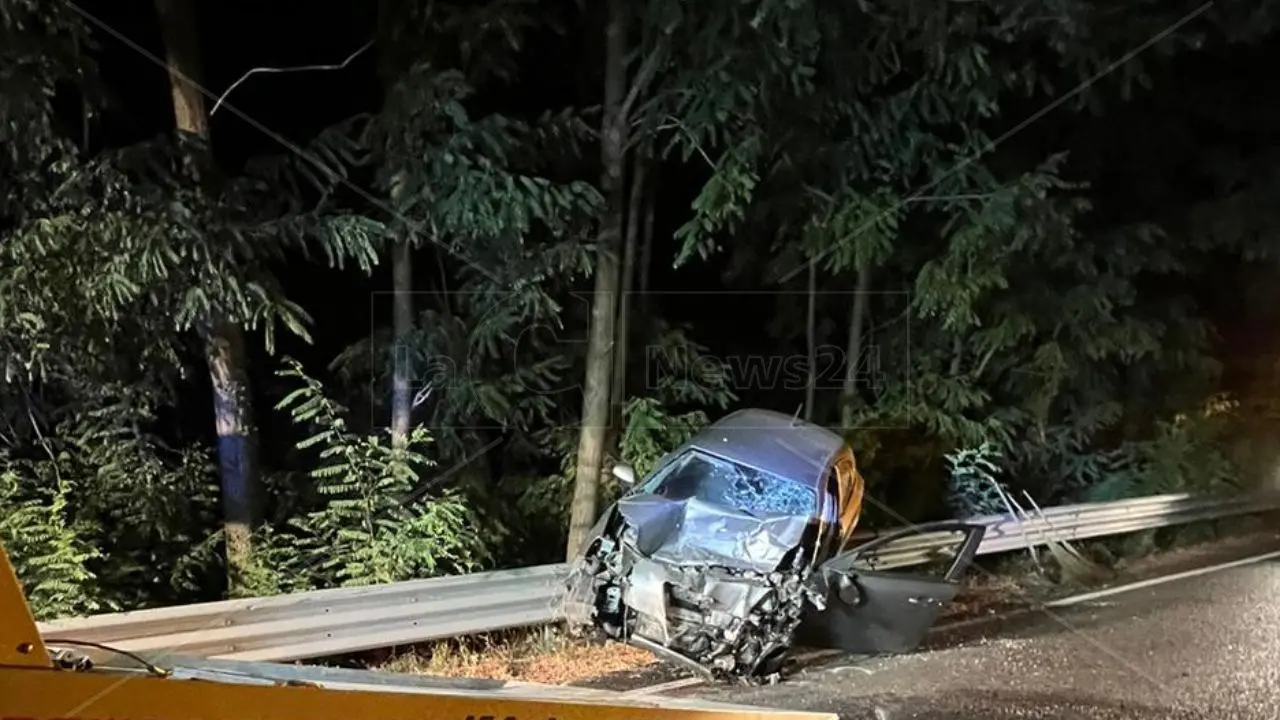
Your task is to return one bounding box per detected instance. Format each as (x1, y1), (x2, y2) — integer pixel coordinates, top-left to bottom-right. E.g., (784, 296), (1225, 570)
(564, 518), (827, 683)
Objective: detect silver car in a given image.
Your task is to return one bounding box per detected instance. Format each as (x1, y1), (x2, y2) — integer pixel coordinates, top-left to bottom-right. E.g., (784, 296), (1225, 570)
(562, 408), (985, 680)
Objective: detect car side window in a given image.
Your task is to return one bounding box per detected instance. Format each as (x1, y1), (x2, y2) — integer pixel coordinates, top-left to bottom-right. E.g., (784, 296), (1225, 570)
(822, 471), (839, 525)
(812, 469), (841, 563)
(845, 526), (975, 577)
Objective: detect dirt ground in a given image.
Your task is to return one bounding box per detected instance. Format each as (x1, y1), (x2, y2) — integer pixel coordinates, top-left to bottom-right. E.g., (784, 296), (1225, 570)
(373, 523), (1280, 688)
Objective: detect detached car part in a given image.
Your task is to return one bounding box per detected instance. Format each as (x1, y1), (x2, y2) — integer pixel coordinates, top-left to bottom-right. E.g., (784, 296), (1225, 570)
(562, 408), (985, 682)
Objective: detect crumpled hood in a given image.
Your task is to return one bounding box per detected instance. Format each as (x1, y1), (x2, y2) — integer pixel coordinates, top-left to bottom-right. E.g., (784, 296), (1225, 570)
(615, 493), (810, 574)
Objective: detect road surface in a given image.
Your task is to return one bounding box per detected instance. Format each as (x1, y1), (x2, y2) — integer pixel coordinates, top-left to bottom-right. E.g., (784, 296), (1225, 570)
(679, 556), (1280, 719)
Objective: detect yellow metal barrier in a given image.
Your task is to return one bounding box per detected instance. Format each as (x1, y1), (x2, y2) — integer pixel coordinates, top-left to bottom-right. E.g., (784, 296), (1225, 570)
(0, 541), (51, 670)
(0, 543), (834, 720)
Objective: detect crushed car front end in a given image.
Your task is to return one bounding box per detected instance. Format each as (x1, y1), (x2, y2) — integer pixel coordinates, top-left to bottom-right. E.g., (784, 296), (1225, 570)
(562, 409), (846, 682)
(563, 500), (825, 680)
(564, 409), (988, 683)
(562, 409), (856, 680)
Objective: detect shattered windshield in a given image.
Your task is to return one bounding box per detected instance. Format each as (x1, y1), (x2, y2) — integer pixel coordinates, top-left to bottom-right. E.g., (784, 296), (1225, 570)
(641, 450), (819, 519)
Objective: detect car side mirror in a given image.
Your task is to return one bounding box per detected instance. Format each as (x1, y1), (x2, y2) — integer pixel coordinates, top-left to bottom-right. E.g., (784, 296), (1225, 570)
(612, 463), (636, 486)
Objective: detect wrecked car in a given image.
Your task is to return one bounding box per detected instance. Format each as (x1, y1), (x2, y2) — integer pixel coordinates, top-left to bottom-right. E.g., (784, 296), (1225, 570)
(562, 408), (985, 681)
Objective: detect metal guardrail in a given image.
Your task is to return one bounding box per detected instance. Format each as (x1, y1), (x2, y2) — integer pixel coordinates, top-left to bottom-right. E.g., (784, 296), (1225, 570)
(36, 492), (1280, 662)
(865, 492), (1280, 569)
(39, 563), (569, 663)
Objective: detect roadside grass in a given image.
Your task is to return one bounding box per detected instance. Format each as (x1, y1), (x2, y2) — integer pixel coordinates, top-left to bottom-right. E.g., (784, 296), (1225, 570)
(374, 625), (653, 684)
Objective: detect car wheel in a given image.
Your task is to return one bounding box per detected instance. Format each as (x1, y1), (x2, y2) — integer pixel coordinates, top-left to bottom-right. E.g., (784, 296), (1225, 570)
(747, 642), (790, 678)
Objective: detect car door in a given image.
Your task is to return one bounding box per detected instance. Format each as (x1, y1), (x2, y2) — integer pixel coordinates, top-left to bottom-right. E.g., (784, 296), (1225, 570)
(796, 521), (985, 654)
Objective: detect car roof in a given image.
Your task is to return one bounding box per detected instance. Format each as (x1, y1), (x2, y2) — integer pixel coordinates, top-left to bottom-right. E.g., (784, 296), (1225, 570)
(681, 408), (846, 489)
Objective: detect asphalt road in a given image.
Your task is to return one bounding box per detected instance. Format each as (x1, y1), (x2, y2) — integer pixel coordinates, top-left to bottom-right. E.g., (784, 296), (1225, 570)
(679, 557), (1280, 719)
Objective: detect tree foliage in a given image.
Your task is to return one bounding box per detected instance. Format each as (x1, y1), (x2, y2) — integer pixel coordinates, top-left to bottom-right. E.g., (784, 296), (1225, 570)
(236, 359), (485, 595)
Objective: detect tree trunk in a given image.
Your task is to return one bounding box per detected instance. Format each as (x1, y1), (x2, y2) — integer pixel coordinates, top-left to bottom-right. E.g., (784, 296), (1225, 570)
(565, 0), (628, 559)
(608, 151), (647, 457)
(805, 259), (817, 422)
(154, 0), (261, 590)
(637, 155), (656, 321)
(155, 0), (205, 141)
(377, 0), (416, 448)
(205, 320), (260, 588)
(841, 267), (873, 430)
(391, 238), (414, 446)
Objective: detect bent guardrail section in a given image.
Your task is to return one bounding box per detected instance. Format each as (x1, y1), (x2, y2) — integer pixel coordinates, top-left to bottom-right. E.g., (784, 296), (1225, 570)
(36, 492), (1279, 662)
(867, 492), (1280, 569)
